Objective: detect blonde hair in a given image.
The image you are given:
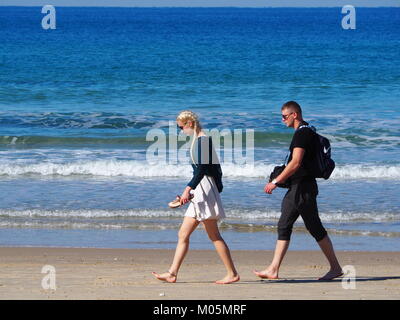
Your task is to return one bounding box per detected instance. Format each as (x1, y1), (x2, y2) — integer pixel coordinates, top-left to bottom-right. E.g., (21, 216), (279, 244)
(176, 110), (202, 164)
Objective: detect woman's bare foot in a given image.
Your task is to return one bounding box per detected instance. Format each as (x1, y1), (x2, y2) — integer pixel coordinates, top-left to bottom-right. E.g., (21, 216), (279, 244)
(253, 268), (279, 280)
(318, 269), (343, 281)
(151, 271), (177, 283)
(215, 274), (240, 284)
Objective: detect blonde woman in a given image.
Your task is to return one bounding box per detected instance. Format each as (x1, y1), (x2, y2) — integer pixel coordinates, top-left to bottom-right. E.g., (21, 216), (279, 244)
(152, 110), (240, 284)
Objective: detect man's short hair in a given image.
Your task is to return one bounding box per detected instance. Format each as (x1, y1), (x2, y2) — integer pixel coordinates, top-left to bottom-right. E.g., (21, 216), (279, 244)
(281, 101), (302, 116)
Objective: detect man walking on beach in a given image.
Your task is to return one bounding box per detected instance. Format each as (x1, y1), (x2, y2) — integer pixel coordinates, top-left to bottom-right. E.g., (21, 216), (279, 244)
(254, 101), (343, 281)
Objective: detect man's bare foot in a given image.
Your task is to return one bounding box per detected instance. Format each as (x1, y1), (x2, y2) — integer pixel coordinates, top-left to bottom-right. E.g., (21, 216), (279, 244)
(318, 269), (343, 281)
(215, 274), (240, 284)
(151, 271), (177, 283)
(253, 269), (278, 280)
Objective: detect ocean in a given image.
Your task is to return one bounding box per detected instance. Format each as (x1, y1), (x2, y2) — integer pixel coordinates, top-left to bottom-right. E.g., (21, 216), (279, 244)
(0, 6), (399, 251)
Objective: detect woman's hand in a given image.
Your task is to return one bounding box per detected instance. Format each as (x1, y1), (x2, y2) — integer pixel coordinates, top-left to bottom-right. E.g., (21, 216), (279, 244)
(180, 186), (192, 205)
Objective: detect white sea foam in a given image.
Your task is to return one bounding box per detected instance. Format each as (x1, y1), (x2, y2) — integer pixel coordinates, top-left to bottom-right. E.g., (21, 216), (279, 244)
(0, 208), (398, 222)
(0, 160), (399, 180)
(332, 164), (400, 179)
(0, 216), (399, 237)
(0, 208), (179, 218)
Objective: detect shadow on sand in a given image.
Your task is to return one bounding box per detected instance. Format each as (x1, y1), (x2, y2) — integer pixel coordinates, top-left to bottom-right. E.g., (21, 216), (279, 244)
(174, 276), (400, 285)
(242, 276), (400, 284)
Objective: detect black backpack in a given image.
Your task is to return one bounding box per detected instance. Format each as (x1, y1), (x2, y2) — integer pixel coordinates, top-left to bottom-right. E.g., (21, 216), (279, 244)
(299, 125), (335, 180)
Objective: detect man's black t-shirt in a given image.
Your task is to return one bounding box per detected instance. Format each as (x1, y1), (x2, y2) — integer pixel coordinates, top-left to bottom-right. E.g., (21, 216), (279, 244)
(288, 122), (318, 182)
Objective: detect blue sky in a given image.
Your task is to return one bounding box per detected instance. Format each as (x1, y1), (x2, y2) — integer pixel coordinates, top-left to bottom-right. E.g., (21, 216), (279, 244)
(1, 0), (399, 7)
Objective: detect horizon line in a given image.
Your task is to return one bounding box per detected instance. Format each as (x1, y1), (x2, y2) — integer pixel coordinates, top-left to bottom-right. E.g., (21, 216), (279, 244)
(1, 5), (399, 7)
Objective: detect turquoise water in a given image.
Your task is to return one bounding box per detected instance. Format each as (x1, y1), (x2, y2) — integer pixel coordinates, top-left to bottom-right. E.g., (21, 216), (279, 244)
(0, 7), (399, 250)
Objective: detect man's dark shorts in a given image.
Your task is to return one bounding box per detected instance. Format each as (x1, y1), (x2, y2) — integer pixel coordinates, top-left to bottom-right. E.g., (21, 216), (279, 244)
(278, 179), (327, 242)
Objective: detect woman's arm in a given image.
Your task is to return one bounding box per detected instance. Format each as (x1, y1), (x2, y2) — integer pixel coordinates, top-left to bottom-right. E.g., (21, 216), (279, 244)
(187, 164), (207, 190)
(180, 137), (209, 204)
(187, 136), (210, 190)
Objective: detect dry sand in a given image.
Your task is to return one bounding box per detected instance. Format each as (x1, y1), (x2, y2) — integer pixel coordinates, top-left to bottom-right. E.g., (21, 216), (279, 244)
(0, 247), (399, 300)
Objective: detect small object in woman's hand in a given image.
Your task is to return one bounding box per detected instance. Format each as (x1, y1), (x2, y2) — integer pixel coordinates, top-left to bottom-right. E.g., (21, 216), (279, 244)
(168, 194), (194, 209)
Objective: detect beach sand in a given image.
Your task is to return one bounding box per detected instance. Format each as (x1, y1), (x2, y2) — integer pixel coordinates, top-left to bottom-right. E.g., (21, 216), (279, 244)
(0, 247), (399, 300)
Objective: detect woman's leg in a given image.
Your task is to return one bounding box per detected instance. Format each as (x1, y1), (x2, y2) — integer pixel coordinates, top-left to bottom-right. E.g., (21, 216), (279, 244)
(152, 216), (199, 282)
(202, 219), (240, 284)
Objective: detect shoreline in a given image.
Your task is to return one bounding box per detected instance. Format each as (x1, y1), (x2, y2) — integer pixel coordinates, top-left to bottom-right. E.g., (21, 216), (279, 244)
(0, 245), (399, 252)
(0, 247), (399, 300)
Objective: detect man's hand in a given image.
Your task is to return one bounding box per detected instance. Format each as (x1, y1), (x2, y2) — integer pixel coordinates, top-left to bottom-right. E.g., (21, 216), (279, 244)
(264, 182), (277, 194)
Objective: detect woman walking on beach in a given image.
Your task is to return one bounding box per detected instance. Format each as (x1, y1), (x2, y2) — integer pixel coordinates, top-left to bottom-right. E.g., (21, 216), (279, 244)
(152, 110), (240, 284)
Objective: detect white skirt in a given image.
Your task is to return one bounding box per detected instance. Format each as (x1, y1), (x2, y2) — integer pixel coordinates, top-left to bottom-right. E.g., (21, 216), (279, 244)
(185, 175), (225, 222)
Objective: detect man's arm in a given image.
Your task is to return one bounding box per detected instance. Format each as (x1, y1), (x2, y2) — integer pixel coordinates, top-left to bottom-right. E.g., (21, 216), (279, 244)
(276, 147), (305, 183)
(265, 147), (305, 194)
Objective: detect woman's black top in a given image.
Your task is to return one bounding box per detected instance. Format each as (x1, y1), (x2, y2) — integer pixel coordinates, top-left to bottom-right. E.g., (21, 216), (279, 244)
(187, 136), (223, 193)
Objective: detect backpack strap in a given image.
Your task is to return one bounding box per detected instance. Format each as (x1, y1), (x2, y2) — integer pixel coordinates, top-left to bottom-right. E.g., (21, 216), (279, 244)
(297, 123), (317, 132)
(284, 123), (316, 165)
(283, 151), (290, 165)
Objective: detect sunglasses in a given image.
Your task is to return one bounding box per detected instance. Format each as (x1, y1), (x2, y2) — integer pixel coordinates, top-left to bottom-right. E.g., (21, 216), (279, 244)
(177, 124), (185, 130)
(282, 112), (294, 120)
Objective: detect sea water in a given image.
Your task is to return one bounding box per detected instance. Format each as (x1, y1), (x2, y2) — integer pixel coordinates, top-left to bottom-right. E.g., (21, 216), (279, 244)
(0, 7), (399, 250)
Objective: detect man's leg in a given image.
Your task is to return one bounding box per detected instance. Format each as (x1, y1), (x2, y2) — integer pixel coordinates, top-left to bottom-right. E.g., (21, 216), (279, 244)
(253, 240), (290, 279)
(300, 190), (343, 280)
(254, 190), (298, 279)
(317, 235), (343, 280)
